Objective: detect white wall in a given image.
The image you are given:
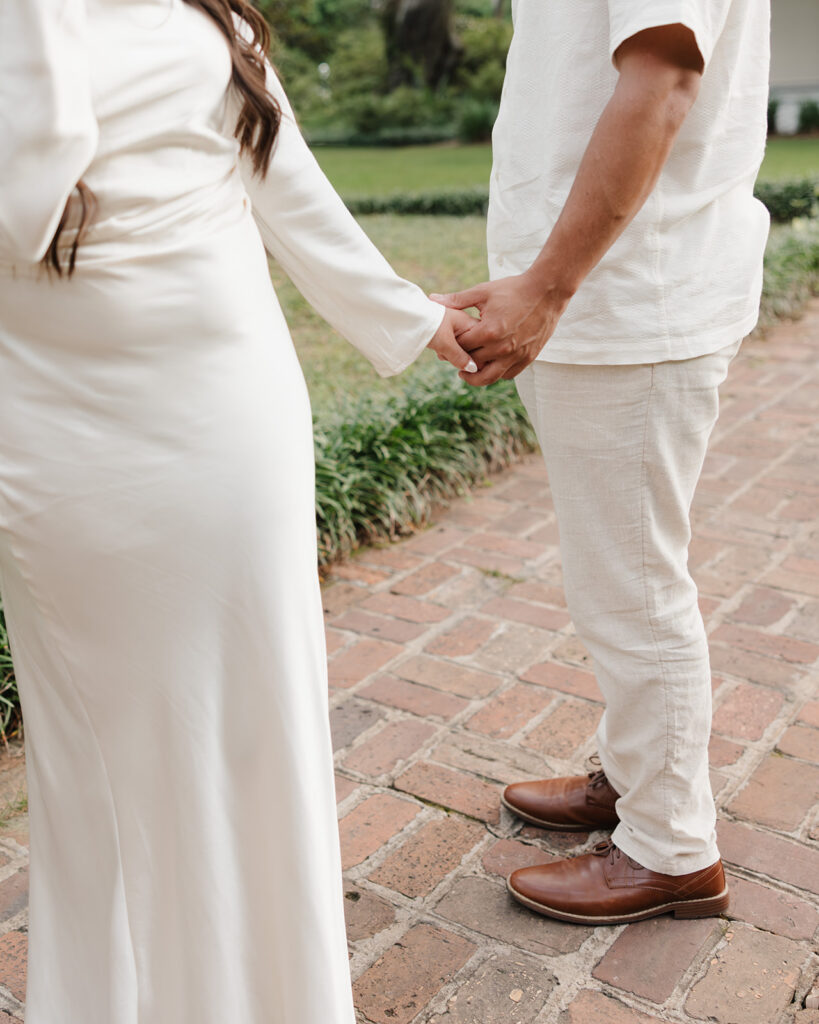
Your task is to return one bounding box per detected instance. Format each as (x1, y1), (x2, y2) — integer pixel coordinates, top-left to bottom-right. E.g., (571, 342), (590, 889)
(769, 0), (819, 133)
(770, 0), (819, 91)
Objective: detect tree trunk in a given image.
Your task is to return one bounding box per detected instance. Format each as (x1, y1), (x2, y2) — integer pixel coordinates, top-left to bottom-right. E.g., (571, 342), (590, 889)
(382, 0), (462, 89)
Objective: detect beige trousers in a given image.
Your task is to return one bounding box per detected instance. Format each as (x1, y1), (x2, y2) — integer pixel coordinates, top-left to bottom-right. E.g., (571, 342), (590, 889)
(515, 340), (740, 875)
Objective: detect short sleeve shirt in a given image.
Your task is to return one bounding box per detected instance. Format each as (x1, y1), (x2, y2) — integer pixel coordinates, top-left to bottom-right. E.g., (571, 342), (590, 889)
(488, 0), (771, 364)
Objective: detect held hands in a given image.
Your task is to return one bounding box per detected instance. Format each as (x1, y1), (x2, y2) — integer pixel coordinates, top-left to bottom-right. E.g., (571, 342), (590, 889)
(427, 307), (480, 374)
(431, 270), (571, 386)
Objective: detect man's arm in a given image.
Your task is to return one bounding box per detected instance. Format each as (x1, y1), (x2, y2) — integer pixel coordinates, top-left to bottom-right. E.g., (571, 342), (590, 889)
(432, 23), (704, 385)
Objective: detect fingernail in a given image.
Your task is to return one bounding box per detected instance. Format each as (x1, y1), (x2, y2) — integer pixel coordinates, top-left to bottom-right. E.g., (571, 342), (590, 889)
(430, 293), (445, 301)
(465, 359), (478, 373)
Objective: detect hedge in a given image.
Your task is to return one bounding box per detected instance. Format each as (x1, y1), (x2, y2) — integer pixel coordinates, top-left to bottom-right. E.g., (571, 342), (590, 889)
(754, 178), (819, 223)
(345, 177), (819, 222)
(314, 366), (535, 567)
(759, 217), (819, 328)
(0, 609), (16, 746)
(308, 126), (459, 149)
(346, 188), (489, 217)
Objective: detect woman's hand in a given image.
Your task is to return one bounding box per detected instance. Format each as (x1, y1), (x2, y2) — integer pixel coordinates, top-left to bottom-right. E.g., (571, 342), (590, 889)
(427, 307), (479, 373)
(431, 271), (569, 386)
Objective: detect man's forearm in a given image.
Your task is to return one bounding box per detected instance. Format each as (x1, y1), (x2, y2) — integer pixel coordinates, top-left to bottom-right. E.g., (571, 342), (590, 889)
(527, 35), (702, 304)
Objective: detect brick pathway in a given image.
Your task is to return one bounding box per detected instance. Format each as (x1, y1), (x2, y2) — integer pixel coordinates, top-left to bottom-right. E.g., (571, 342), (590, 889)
(2, 303), (819, 1022)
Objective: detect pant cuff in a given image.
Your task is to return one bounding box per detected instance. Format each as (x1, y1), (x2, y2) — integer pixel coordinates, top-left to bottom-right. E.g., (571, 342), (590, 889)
(611, 823), (721, 877)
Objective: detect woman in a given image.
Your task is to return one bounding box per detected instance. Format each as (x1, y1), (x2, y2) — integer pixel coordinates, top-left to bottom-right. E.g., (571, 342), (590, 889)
(0, 1), (475, 1020)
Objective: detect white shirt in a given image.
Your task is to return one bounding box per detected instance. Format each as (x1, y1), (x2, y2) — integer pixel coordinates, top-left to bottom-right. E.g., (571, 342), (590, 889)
(488, 0), (771, 364)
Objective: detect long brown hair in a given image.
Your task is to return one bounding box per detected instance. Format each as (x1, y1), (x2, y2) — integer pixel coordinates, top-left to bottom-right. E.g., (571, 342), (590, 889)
(45, 0), (282, 276)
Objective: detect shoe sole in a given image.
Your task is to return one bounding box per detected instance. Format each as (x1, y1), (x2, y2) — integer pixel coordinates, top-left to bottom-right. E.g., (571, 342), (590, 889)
(507, 876), (730, 925)
(500, 794), (618, 832)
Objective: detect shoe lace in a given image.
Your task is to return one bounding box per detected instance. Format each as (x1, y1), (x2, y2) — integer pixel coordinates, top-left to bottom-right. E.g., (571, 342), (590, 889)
(592, 838), (642, 870)
(587, 767), (609, 791)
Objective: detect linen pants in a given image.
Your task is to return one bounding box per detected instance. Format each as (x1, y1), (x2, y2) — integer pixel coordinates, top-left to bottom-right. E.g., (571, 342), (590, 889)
(515, 340), (740, 875)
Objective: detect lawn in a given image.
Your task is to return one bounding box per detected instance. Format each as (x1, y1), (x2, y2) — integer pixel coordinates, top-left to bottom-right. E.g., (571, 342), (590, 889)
(313, 144), (492, 196)
(313, 137), (819, 198)
(760, 137), (819, 179)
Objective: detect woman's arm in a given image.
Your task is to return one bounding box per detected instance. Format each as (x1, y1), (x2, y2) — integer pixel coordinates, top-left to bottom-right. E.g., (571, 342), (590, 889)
(230, 54), (474, 378)
(0, 0), (98, 263)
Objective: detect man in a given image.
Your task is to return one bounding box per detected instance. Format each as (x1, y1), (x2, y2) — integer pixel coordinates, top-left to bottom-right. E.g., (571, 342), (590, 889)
(433, 1), (770, 924)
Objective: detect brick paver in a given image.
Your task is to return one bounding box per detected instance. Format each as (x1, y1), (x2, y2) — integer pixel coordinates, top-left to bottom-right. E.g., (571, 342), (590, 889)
(2, 303), (819, 1021)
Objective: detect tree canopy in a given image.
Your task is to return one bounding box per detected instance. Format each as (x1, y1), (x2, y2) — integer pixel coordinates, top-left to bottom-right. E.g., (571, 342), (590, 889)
(255, 0), (513, 143)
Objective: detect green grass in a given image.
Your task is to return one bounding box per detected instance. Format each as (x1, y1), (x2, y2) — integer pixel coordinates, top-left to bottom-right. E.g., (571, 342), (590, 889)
(312, 139), (819, 197)
(761, 138), (819, 180)
(313, 144), (492, 197)
(0, 789), (27, 828)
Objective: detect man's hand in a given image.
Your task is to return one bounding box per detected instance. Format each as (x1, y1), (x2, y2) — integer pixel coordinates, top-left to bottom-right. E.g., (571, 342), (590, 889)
(427, 306), (480, 373)
(431, 273), (571, 386)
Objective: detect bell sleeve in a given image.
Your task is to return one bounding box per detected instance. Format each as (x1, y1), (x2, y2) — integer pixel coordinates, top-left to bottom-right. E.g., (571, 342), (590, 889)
(0, 0), (99, 264)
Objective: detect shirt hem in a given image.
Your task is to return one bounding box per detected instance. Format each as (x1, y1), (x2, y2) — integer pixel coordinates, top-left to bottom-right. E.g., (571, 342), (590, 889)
(537, 309), (758, 366)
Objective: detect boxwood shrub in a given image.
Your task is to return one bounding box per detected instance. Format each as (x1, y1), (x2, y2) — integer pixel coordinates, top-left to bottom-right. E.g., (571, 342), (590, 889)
(344, 178), (819, 223)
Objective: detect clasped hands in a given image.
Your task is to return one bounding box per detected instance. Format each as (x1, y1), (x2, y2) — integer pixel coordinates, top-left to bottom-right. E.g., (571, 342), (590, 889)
(426, 269), (568, 387)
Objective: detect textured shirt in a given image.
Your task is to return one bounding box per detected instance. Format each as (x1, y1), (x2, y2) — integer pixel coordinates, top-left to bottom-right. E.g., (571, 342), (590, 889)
(488, 0), (771, 364)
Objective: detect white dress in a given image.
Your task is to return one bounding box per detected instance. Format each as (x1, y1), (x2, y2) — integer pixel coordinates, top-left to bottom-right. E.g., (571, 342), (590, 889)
(0, 2), (444, 1022)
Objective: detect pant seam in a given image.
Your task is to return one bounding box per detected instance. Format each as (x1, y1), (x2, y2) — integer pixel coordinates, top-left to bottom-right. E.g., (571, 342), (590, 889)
(637, 363), (675, 863)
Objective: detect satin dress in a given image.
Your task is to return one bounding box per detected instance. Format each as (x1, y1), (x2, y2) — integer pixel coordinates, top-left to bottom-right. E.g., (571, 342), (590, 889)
(0, 2), (444, 1021)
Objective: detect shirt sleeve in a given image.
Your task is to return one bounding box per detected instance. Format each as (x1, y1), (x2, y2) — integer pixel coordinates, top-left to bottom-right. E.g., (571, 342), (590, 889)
(231, 57), (445, 379)
(607, 0), (733, 69)
(0, 0), (99, 264)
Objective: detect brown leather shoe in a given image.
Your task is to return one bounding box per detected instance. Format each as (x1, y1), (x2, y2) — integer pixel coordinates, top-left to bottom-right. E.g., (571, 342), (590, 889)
(507, 839), (729, 925)
(502, 768), (620, 831)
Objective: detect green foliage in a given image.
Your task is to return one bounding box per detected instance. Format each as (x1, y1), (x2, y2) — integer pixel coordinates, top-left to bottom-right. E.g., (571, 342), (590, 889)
(759, 217), (819, 328)
(340, 178), (819, 222)
(309, 126), (460, 147)
(0, 607), (19, 743)
(767, 98), (779, 136)
(457, 98), (498, 142)
(263, 1), (512, 143)
(313, 363), (536, 566)
(454, 16), (512, 102)
(260, 0), (373, 58)
(321, 25), (388, 102)
(338, 86), (456, 138)
(798, 100), (819, 136)
(336, 178), (815, 223)
(345, 188), (489, 216)
(755, 177), (819, 222)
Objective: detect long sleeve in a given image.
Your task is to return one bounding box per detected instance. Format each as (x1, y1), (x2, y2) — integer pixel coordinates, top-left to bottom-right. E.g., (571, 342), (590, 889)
(0, 0), (98, 264)
(232, 59), (445, 378)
